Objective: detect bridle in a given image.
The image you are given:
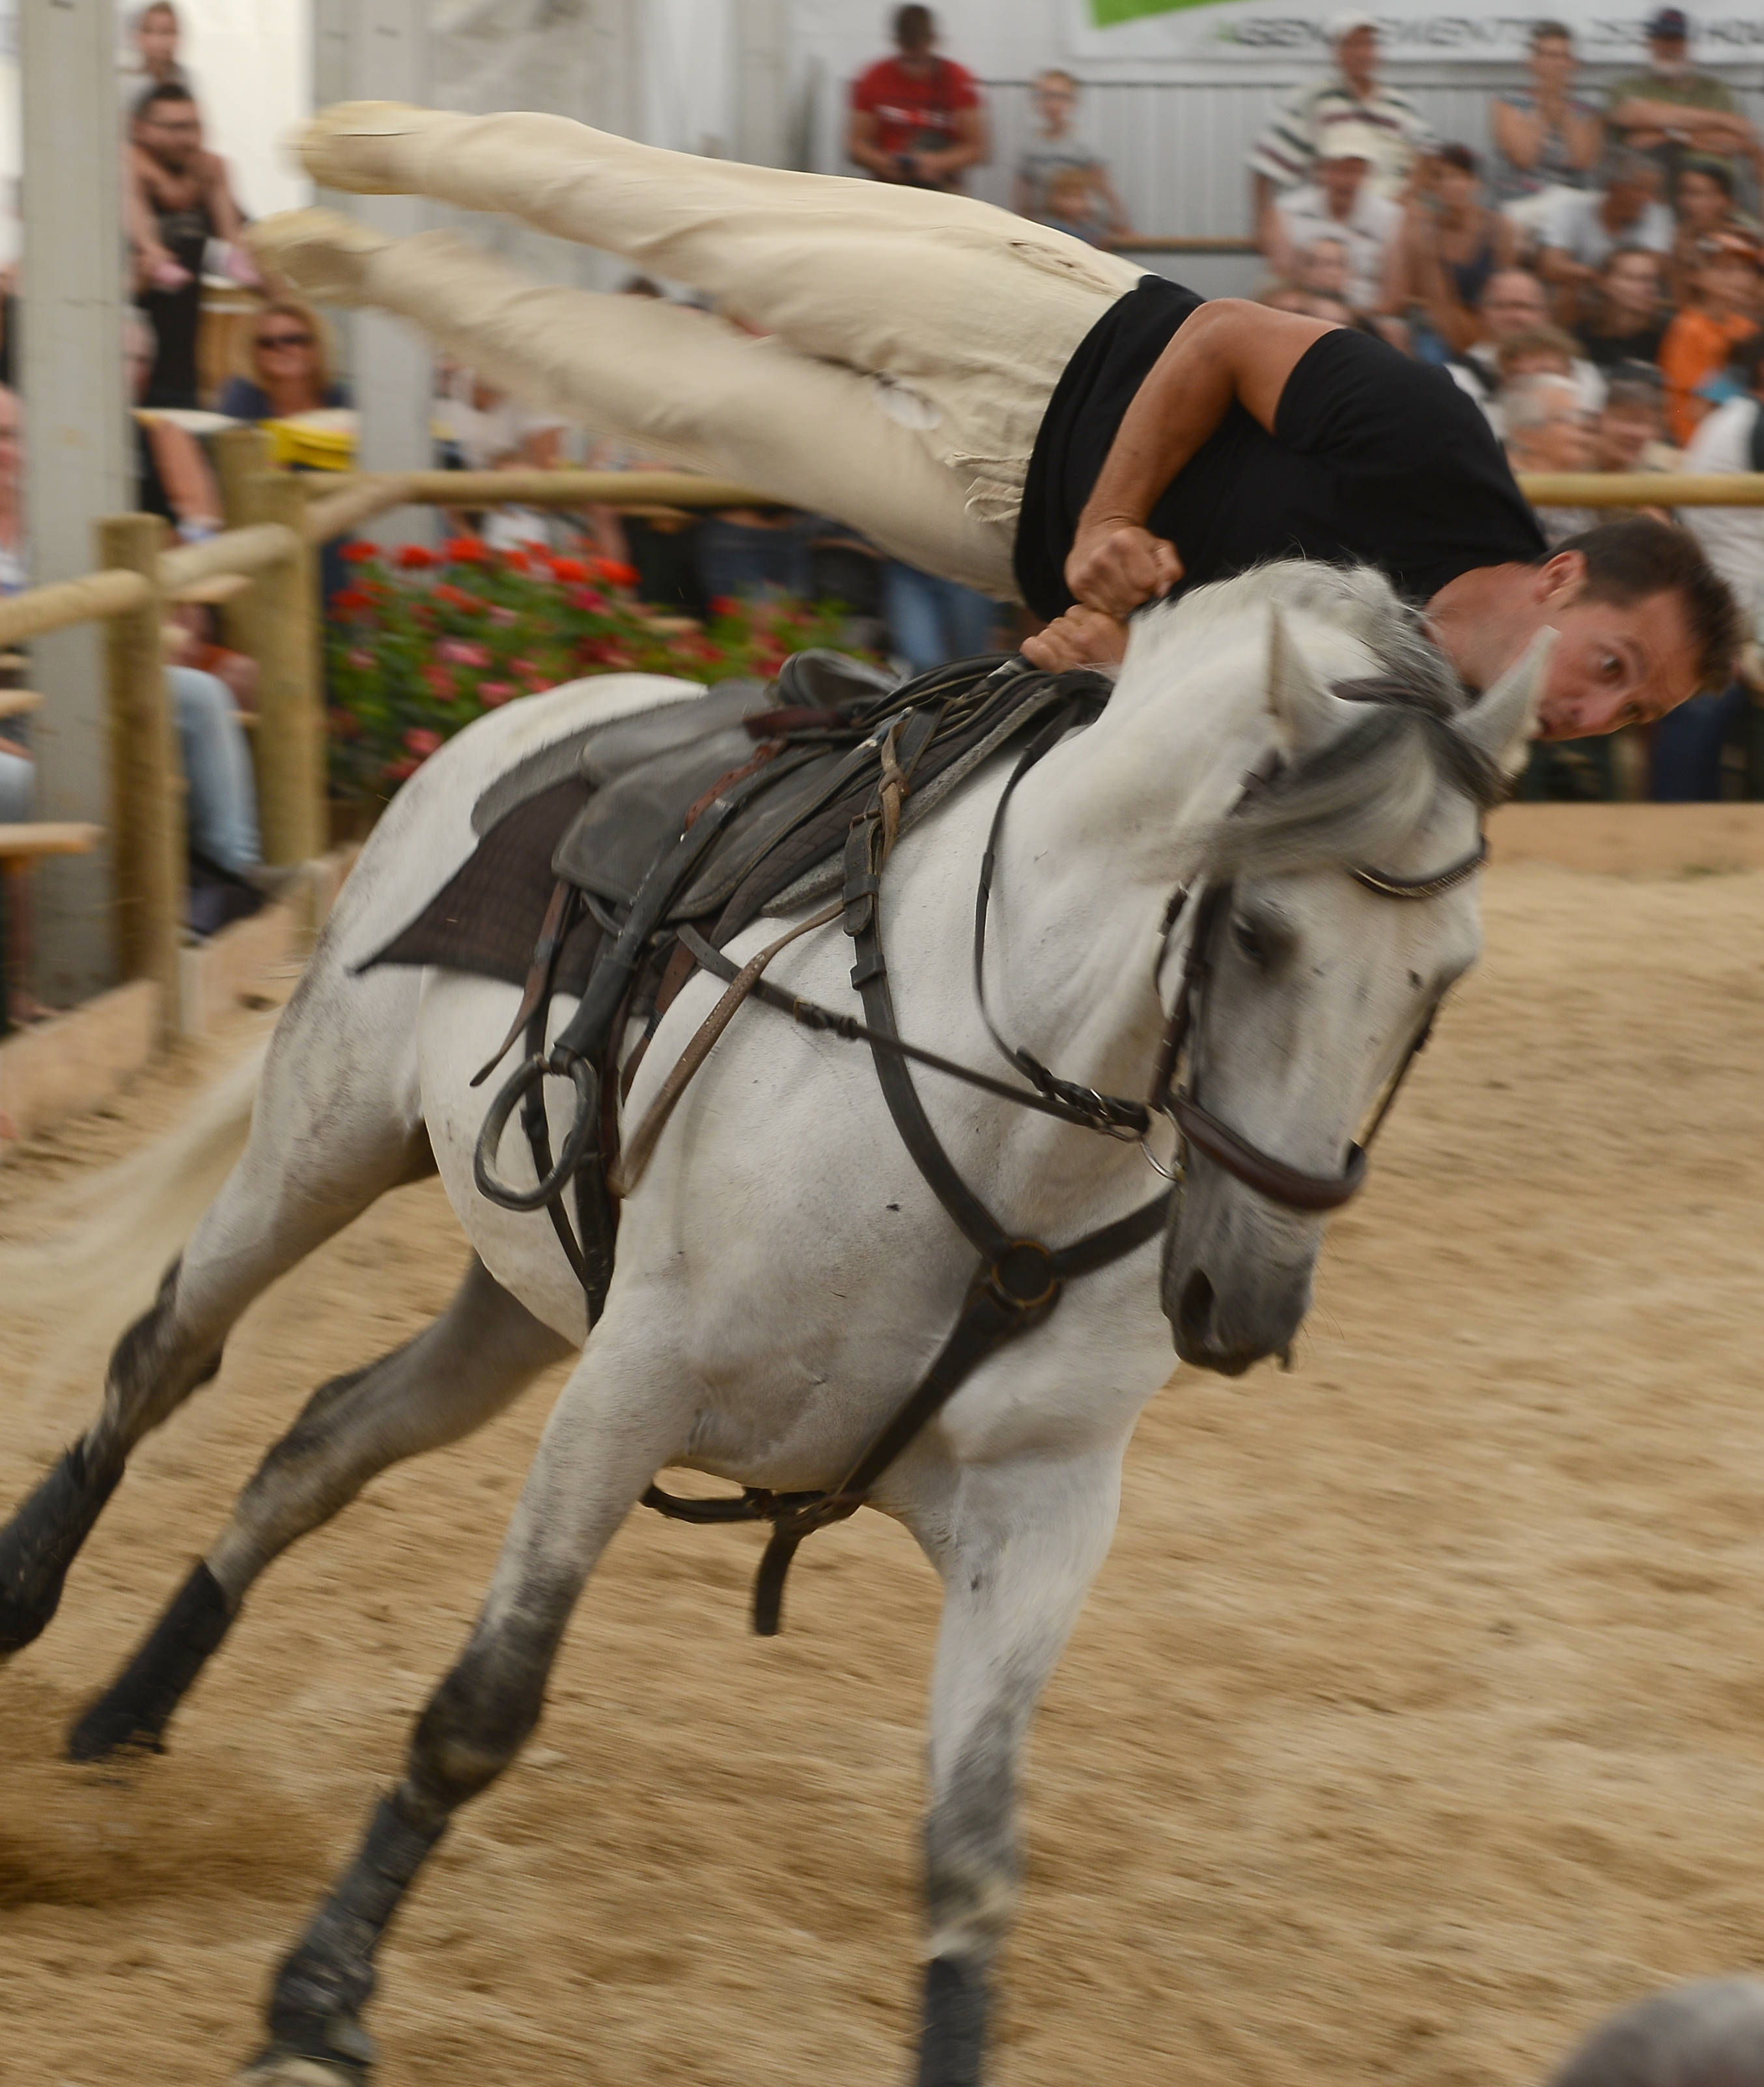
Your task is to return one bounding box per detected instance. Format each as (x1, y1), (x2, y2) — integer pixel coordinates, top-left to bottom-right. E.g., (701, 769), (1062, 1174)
(1139, 785), (1489, 1215)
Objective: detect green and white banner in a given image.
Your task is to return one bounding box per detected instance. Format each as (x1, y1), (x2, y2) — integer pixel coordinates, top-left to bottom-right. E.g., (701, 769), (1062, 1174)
(1069, 0), (1764, 63)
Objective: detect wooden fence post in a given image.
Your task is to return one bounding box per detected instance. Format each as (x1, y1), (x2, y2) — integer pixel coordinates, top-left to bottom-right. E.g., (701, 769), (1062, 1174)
(98, 512), (184, 1035)
(241, 469), (326, 866)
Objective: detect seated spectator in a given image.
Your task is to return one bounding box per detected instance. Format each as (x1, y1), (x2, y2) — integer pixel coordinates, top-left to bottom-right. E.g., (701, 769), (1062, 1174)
(1593, 368), (1678, 473)
(217, 300), (348, 421)
(848, 6), (985, 194)
(1576, 245), (1669, 370)
(1393, 143), (1516, 356)
(1606, 6), (1758, 197)
(1489, 21), (1602, 236)
(1449, 274), (1604, 420)
(1501, 370), (1599, 543)
(1659, 229), (1763, 444)
(1036, 163), (1116, 248)
(126, 309), (222, 542)
(1539, 151), (1675, 326)
(1668, 156), (1763, 306)
(1014, 69), (1131, 247)
(1677, 328), (1764, 622)
(1267, 126), (1402, 320)
(1248, 12), (1433, 248)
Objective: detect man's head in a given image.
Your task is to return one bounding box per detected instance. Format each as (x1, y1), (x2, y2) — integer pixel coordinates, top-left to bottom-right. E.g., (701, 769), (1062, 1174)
(1645, 3), (1692, 76)
(1695, 229), (1763, 318)
(1433, 142), (1482, 213)
(134, 1), (179, 71)
(1600, 244), (1663, 325)
(1603, 147), (1663, 225)
(136, 81), (201, 170)
(1677, 155), (1733, 229)
(1479, 268), (1549, 344)
(1595, 372), (1666, 468)
(1329, 11), (1379, 92)
(1532, 519), (1737, 736)
(1503, 373), (1595, 472)
(1528, 20), (1578, 87)
(1034, 68), (1080, 133)
(1317, 125), (1378, 215)
(1496, 323), (1580, 385)
(1295, 236), (1349, 298)
(893, 4), (936, 64)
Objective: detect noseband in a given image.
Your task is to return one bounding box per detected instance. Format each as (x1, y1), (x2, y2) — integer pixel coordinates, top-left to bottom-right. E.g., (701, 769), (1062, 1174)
(1143, 786), (1489, 1214)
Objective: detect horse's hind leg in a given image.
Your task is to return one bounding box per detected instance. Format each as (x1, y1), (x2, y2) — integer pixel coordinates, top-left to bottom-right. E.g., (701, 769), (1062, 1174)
(68, 1255), (571, 1760)
(0, 963), (430, 1658)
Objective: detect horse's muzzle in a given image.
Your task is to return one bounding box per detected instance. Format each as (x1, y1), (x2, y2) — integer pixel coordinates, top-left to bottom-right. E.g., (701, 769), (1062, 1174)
(1160, 1179), (1319, 1377)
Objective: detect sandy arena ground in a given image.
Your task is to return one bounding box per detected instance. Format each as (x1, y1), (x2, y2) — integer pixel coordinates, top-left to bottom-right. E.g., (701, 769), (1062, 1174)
(2, 861), (1763, 2086)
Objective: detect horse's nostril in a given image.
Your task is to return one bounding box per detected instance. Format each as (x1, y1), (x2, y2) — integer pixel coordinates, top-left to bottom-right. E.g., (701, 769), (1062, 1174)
(1177, 1268), (1216, 1352)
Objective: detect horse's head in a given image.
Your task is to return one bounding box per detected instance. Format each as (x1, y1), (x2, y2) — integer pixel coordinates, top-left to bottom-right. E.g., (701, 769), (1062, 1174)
(1155, 596), (1549, 1377)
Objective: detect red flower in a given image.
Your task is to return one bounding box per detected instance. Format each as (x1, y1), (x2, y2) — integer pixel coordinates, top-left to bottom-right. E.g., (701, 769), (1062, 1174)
(432, 583), (484, 613)
(382, 756), (420, 783)
(708, 595), (740, 619)
(423, 664), (458, 701)
(592, 557), (640, 589)
(331, 587), (374, 617)
(486, 604), (520, 626)
(396, 544), (438, 569)
(501, 546), (533, 572)
(478, 680), (518, 707)
(443, 535), (491, 565)
(403, 726), (443, 757)
(340, 540), (380, 564)
(549, 555), (589, 583)
(565, 585), (609, 613)
(436, 638), (491, 667)
(326, 706), (360, 739)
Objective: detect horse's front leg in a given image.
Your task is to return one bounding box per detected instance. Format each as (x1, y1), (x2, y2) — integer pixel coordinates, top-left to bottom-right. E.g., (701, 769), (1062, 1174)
(239, 1309), (690, 2085)
(908, 1441), (1128, 2087)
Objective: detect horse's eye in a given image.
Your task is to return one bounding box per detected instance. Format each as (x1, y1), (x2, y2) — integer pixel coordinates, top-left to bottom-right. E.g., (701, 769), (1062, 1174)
(1233, 917), (1269, 968)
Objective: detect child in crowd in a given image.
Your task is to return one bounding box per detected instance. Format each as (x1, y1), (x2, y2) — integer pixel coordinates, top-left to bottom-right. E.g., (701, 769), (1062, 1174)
(1659, 229), (1763, 443)
(1013, 68), (1132, 247)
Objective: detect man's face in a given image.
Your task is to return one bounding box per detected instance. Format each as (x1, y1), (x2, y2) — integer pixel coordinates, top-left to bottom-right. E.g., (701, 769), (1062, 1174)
(1336, 25), (1378, 86)
(138, 7), (178, 68)
(1700, 254), (1761, 316)
(1649, 31), (1690, 76)
(140, 100), (201, 170)
(1511, 389), (1596, 472)
(1481, 272), (1548, 342)
(1595, 400), (1661, 469)
(1604, 250), (1661, 318)
(1035, 78), (1078, 130)
(1317, 154), (1367, 214)
(1606, 176), (1651, 225)
(1535, 572), (1700, 738)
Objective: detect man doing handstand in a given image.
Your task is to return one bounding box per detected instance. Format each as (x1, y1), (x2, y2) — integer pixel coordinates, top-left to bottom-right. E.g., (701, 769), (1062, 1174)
(252, 102), (1737, 736)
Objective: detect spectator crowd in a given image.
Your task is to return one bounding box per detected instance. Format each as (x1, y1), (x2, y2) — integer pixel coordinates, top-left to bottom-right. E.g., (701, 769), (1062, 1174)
(1245, 3), (1764, 796)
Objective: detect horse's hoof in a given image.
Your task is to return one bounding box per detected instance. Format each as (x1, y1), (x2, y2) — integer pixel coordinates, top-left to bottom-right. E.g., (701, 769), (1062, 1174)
(66, 1562), (233, 1760)
(237, 2054), (367, 2086)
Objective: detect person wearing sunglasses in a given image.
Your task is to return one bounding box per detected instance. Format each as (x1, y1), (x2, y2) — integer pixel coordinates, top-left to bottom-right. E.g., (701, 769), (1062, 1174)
(217, 300), (348, 423)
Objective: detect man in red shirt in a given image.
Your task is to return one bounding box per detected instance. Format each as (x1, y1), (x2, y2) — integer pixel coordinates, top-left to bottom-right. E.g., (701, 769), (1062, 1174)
(848, 5), (987, 193)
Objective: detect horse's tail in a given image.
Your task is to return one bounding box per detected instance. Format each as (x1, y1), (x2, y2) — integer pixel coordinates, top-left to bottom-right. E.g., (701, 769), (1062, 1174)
(0, 1038), (267, 1397)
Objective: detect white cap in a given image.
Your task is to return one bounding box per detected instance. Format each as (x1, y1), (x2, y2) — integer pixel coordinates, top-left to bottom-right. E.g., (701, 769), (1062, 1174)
(1318, 120), (1383, 162)
(1328, 10), (1378, 40)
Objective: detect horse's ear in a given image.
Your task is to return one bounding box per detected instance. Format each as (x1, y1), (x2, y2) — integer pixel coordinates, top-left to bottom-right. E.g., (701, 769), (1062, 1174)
(1265, 604), (1333, 760)
(1454, 628), (1556, 780)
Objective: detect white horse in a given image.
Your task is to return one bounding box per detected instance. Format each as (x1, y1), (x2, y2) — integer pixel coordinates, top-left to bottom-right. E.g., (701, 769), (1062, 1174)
(0, 562), (1544, 2085)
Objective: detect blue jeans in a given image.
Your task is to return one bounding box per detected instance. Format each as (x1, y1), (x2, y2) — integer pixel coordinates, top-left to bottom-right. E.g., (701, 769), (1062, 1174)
(1649, 682), (1748, 802)
(171, 666), (262, 874)
(883, 562), (999, 675)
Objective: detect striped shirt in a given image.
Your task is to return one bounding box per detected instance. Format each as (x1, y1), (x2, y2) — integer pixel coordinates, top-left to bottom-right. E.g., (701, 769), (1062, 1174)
(1248, 76), (1434, 197)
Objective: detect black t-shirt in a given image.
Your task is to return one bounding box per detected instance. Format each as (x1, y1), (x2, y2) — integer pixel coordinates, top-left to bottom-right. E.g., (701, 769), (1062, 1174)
(1014, 276), (1546, 621)
(1576, 319), (1668, 372)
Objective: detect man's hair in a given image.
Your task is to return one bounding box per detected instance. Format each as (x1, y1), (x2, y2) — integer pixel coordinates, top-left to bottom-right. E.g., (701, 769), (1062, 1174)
(1436, 141), (1480, 176)
(1553, 517), (1742, 692)
(1496, 323), (1580, 378)
(1601, 242), (1661, 275)
(1479, 266), (1546, 311)
(893, 4), (935, 51)
(1530, 17), (1574, 42)
(134, 1), (178, 25)
(1602, 375), (1664, 416)
(1037, 66), (1079, 90)
(1681, 152), (1735, 197)
(136, 79), (195, 113)
(1501, 371), (1582, 432)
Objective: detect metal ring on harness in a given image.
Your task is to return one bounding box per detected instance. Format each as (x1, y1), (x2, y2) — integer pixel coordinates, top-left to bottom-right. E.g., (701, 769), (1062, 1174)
(473, 1052), (598, 1212)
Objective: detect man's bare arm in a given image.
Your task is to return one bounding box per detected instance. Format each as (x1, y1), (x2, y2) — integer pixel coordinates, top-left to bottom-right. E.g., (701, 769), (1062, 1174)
(847, 107), (899, 180)
(1065, 299), (1336, 617)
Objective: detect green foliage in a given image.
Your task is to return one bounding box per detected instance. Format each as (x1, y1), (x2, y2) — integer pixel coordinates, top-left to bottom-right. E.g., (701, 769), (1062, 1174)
(324, 534), (858, 803)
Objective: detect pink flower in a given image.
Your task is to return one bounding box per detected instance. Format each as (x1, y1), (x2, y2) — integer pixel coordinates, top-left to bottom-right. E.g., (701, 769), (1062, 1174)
(382, 756), (420, 782)
(403, 726), (444, 757)
(477, 681), (518, 707)
(423, 664), (458, 701)
(436, 638), (491, 668)
(486, 604), (520, 626)
(507, 657), (539, 679)
(346, 648), (374, 671)
(565, 585), (609, 613)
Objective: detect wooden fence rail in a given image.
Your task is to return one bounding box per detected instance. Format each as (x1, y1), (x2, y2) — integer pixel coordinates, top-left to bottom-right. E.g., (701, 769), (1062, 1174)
(9, 449), (1764, 1046)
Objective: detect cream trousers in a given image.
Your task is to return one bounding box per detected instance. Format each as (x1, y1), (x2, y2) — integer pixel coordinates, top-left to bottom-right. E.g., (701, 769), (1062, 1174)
(255, 105), (1146, 599)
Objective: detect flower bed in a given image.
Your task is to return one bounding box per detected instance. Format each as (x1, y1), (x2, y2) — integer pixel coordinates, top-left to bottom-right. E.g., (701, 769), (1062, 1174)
(325, 536), (861, 805)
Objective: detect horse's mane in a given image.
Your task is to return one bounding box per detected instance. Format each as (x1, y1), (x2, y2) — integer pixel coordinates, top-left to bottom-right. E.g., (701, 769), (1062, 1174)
(1128, 561), (1504, 882)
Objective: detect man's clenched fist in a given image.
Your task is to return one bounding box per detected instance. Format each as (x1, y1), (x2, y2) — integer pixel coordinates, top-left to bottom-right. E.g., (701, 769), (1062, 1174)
(1063, 522), (1184, 619)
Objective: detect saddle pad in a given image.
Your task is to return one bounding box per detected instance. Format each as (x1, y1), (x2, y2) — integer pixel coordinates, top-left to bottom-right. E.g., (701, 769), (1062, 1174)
(362, 776), (602, 994)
